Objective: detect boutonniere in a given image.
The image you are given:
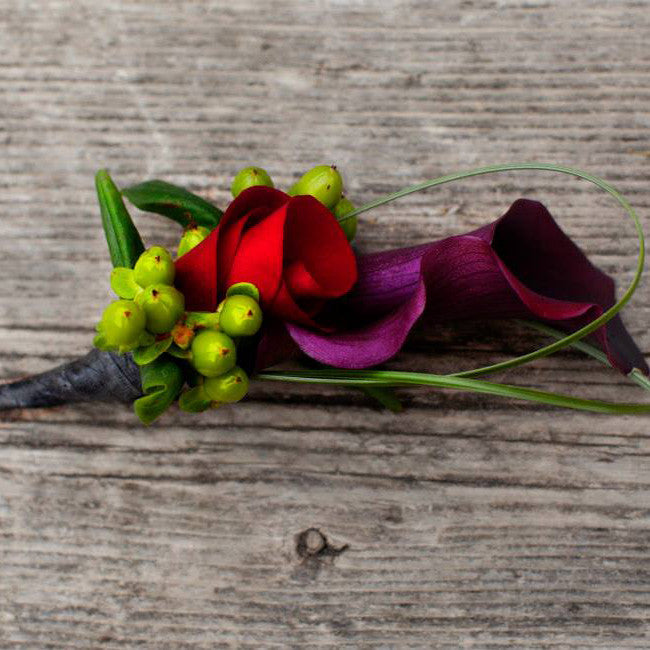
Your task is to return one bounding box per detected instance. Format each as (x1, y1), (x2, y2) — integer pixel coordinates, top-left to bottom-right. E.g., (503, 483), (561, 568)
(1, 163), (648, 423)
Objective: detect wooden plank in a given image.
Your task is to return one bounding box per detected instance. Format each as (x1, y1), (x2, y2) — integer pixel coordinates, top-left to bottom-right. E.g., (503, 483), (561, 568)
(1, 0), (649, 647)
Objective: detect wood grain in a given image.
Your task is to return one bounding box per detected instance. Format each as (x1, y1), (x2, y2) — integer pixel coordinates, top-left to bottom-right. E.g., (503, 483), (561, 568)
(1, 0), (650, 647)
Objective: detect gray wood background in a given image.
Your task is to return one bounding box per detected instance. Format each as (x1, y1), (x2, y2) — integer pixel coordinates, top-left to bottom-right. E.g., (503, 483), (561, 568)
(1, 1), (650, 647)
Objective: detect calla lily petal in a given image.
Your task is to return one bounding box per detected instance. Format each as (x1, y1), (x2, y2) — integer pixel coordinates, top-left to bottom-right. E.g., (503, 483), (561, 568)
(286, 199), (648, 375)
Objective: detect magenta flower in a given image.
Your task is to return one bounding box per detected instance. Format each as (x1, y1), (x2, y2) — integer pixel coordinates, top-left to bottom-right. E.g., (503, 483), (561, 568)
(282, 199), (647, 375)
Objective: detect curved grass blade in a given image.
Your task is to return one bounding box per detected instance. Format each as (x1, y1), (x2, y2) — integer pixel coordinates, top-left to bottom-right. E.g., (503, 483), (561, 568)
(258, 368), (650, 415)
(123, 179), (223, 229)
(133, 357), (184, 425)
(343, 163), (646, 380)
(518, 320), (650, 392)
(96, 170), (145, 269)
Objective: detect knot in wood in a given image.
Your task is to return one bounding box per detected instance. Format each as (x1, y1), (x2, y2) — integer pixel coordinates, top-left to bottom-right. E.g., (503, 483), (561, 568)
(296, 527), (327, 557)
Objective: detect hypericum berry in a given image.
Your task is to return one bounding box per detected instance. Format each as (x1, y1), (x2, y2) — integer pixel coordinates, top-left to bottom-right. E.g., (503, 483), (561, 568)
(190, 330), (237, 377)
(332, 196), (358, 242)
(231, 166), (274, 198)
(218, 294), (263, 338)
(177, 225), (211, 258)
(288, 165), (343, 209)
(203, 366), (249, 404)
(136, 284), (185, 334)
(133, 246), (175, 288)
(99, 299), (146, 350)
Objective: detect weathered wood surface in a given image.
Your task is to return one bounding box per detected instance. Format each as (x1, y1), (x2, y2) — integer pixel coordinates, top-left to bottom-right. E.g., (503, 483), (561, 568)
(1, 0), (650, 647)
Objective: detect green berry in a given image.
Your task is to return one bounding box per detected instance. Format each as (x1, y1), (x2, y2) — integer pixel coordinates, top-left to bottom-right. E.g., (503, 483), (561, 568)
(333, 196), (358, 242)
(177, 225), (211, 258)
(219, 294), (263, 337)
(204, 366), (249, 404)
(231, 166), (274, 198)
(135, 284), (185, 334)
(190, 330), (237, 377)
(133, 246), (175, 287)
(98, 299), (146, 350)
(288, 165), (343, 209)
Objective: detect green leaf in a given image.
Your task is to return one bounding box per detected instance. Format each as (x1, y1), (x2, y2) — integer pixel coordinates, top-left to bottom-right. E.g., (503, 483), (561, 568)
(360, 386), (403, 413)
(122, 179), (223, 229)
(134, 357), (184, 425)
(110, 267), (141, 299)
(131, 337), (173, 366)
(96, 170), (145, 269)
(137, 331), (155, 347)
(185, 311), (220, 329)
(226, 282), (260, 302)
(167, 344), (193, 360)
(178, 385), (213, 413)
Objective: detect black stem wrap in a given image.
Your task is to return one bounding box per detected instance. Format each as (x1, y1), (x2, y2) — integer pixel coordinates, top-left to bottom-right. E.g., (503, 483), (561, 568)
(0, 349), (142, 410)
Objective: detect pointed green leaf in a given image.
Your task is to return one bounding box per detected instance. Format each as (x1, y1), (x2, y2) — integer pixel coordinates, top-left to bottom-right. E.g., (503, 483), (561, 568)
(226, 282), (260, 302)
(110, 267), (141, 299)
(132, 337), (173, 366)
(179, 385), (213, 413)
(122, 179), (223, 229)
(96, 170), (145, 269)
(134, 357), (184, 425)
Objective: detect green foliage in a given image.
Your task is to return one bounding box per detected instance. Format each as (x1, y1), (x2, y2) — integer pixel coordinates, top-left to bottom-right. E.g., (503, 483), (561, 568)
(96, 170), (145, 269)
(134, 357), (184, 425)
(110, 267), (141, 300)
(132, 337), (173, 366)
(179, 385), (213, 413)
(123, 179), (223, 229)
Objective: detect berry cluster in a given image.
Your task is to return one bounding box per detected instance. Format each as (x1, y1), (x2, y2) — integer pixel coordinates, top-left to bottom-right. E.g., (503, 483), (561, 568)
(179, 288), (263, 410)
(95, 239), (263, 410)
(95, 246), (184, 354)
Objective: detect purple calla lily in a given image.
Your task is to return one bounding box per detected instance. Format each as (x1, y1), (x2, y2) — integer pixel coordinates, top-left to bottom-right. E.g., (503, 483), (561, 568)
(284, 199), (648, 375)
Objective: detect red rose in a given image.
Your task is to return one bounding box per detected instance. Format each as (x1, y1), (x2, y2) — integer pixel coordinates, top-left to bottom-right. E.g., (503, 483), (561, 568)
(174, 186), (357, 327)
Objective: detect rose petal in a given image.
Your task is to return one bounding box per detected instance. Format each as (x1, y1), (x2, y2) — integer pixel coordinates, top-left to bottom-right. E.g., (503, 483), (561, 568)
(286, 199), (648, 375)
(218, 186), (290, 306)
(222, 203), (288, 308)
(283, 195), (358, 299)
(268, 195), (358, 326)
(174, 228), (219, 312)
(174, 186), (290, 312)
